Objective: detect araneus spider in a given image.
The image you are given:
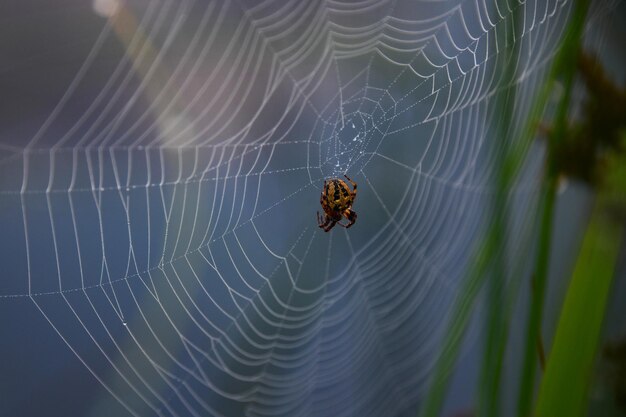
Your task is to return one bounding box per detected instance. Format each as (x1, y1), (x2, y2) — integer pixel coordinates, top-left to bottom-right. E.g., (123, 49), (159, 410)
(317, 174), (357, 232)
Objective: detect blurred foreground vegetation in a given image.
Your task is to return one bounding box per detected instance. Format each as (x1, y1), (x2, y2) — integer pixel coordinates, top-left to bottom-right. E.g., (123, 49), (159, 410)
(421, 0), (626, 416)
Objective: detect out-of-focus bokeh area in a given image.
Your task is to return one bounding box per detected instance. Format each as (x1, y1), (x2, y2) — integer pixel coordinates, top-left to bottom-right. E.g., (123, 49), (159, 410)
(0, 1), (624, 416)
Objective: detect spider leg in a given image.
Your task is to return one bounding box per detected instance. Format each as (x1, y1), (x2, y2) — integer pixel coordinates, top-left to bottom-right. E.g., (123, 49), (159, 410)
(318, 212), (335, 231)
(328, 210), (357, 229)
(317, 211), (328, 228)
(343, 209), (357, 228)
(344, 174), (357, 199)
(323, 220), (337, 232)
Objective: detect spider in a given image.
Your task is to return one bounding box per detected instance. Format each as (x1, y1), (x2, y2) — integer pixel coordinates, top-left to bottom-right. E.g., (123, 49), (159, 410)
(317, 174), (357, 232)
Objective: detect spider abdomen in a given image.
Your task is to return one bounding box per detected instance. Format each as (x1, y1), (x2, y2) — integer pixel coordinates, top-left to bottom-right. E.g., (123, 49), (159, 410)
(325, 180), (352, 212)
(317, 175), (358, 232)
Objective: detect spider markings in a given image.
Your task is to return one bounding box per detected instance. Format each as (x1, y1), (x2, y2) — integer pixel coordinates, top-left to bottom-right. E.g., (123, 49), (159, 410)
(317, 174), (358, 232)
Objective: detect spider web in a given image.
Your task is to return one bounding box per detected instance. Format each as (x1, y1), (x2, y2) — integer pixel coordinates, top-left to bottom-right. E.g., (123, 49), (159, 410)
(0, 0), (619, 416)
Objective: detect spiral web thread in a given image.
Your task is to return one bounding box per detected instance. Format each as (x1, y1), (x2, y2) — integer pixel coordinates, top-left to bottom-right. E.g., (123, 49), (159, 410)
(0, 0), (618, 416)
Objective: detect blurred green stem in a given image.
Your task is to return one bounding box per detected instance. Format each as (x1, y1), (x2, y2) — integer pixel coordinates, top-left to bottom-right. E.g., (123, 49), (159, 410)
(516, 175), (557, 417)
(420, 2), (596, 416)
(535, 170), (625, 416)
(478, 83), (513, 417)
(420, 2), (561, 415)
(478, 209), (508, 417)
(516, 1), (589, 416)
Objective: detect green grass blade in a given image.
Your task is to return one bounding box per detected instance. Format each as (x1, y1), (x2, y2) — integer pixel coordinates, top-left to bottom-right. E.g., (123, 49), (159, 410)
(535, 208), (622, 417)
(516, 2), (590, 415)
(535, 140), (626, 417)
